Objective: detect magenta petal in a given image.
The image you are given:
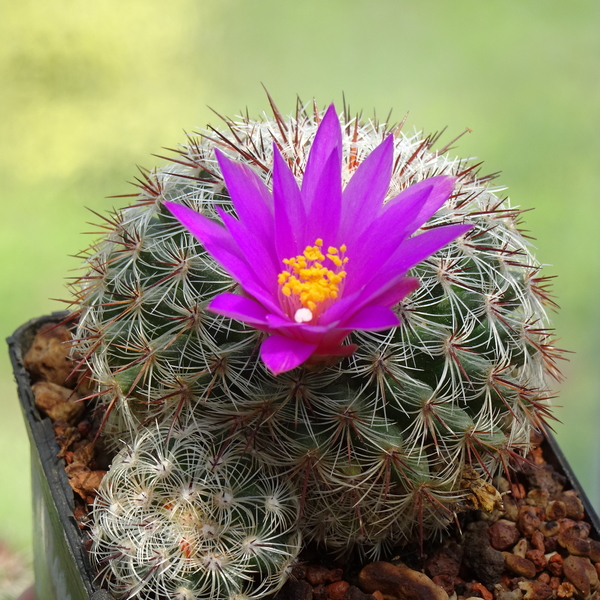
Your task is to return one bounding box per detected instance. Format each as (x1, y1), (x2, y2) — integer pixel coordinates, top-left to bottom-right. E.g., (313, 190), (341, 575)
(301, 104), (342, 212)
(342, 305), (400, 331)
(207, 293), (273, 326)
(339, 135), (394, 240)
(260, 335), (318, 375)
(360, 224), (473, 302)
(165, 202), (278, 311)
(215, 207), (278, 287)
(363, 277), (420, 309)
(382, 175), (456, 228)
(272, 145), (305, 260)
(343, 184), (434, 295)
(215, 149), (274, 241)
(305, 148), (342, 244)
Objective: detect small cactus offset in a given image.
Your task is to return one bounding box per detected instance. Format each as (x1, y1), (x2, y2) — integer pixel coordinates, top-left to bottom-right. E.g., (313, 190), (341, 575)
(91, 423), (301, 600)
(71, 98), (562, 596)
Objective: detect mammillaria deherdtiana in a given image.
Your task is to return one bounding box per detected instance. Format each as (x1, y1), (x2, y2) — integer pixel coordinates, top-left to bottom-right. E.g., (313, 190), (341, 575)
(72, 99), (562, 597)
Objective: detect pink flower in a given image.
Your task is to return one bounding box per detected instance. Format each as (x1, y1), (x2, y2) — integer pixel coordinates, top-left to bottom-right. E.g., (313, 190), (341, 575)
(166, 105), (471, 374)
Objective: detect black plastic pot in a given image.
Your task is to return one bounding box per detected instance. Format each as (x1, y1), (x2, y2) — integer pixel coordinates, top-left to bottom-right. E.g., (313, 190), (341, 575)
(8, 313), (111, 600)
(7, 313), (600, 600)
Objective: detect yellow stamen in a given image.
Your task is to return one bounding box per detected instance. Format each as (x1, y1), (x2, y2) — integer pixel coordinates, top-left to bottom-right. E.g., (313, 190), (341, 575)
(278, 240), (348, 320)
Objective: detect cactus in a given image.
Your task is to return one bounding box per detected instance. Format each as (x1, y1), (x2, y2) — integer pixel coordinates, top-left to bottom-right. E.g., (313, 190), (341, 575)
(90, 423), (301, 600)
(72, 99), (561, 585)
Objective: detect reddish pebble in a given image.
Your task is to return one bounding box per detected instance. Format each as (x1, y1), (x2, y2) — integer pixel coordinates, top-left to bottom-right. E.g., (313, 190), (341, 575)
(547, 553), (563, 576)
(313, 585), (328, 600)
(327, 581), (350, 600)
(489, 520), (521, 551)
(371, 592), (384, 600)
(517, 506), (541, 537)
(549, 577), (560, 590)
(471, 582), (493, 600)
(328, 569), (343, 583)
(537, 573), (550, 584)
(503, 553), (537, 579)
(518, 580), (553, 600)
(530, 531), (545, 552)
(525, 549), (547, 572)
(431, 575), (454, 596)
(545, 501), (567, 521)
(307, 566), (331, 586)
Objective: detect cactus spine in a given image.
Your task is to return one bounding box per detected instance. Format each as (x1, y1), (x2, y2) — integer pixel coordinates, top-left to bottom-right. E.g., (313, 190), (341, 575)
(71, 100), (561, 594)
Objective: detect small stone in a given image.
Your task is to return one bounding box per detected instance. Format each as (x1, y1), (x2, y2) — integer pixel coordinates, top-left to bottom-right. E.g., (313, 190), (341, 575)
(277, 579), (313, 600)
(327, 581), (350, 600)
(307, 566), (331, 586)
(424, 542), (463, 578)
(543, 536), (557, 554)
(32, 382), (83, 424)
(545, 501), (567, 522)
(463, 522), (505, 586)
(530, 532), (545, 553)
(536, 573), (550, 585)
(291, 564), (307, 580)
(372, 592), (384, 600)
(65, 464), (106, 501)
(471, 582), (493, 600)
(517, 581), (553, 600)
(313, 585), (328, 600)
(517, 507), (541, 537)
(503, 553), (537, 579)
(328, 569), (344, 583)
(558, 529), (591, 556)
(23, 323), (75, 387)
(563, 555), (598, 596)
(556, 581), (575, 598)
(546, 553), (563, 576)
(431, 575), (455, 596)
(556, 492), (585, 520)
(344, 586), (376, 600)
(591, 541), (600, 563)
(573, 521), (591, 538)
(512, 539), (528, 558)
(489, 521), (521, 551)
(549, 577), (560, 591)
(525, 549), (546, 572)
(493, 583), (523, 600)
(526, 490), (549, 510)
(538, 522), (560, 538)
(358, 561), (448, 600)
(524, 464), (565, 497)
(503, 497), (521, 523)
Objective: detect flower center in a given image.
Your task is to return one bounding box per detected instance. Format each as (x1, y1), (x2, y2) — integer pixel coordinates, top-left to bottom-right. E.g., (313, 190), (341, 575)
(277, 238), (348, 323)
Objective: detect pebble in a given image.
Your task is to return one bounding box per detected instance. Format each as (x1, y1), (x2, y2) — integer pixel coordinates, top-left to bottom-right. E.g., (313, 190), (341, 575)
(463, 522), (505, 586)
(489, 521), (521, 551)
(517, 581), (553, 600)
(307, 566), (331, 586)
(32, 381), (84, 424)
(23, 323), (76, 387)
(424, 542), (463, 578)
(545, 501), (567, 521)
(503, 554), (537, 579)
(517, 507), (541, 537)
(358, 561), (448, 600)
(546, 553), (563, 576)
(344, 586), (376, 600)
(558, 528), (590, 556)
(327, 581), (350, 600)
(562, 555), (598, 597)
(512, 539), (528, 558)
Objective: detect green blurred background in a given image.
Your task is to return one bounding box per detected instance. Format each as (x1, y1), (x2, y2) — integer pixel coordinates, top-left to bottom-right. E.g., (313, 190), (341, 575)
(1, 0), (598, 566)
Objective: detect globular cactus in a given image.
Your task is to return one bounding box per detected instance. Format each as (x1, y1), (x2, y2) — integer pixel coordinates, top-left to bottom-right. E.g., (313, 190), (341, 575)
(71, 99), (561, 573)
(90, 423), (301, 600)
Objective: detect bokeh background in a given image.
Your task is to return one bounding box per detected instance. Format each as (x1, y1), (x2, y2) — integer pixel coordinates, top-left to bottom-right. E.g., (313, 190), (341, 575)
(1, 0), (598, 590)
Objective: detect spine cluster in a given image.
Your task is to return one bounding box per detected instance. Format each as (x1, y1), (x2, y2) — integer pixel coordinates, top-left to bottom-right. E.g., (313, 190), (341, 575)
(71, 101), (561, 597)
